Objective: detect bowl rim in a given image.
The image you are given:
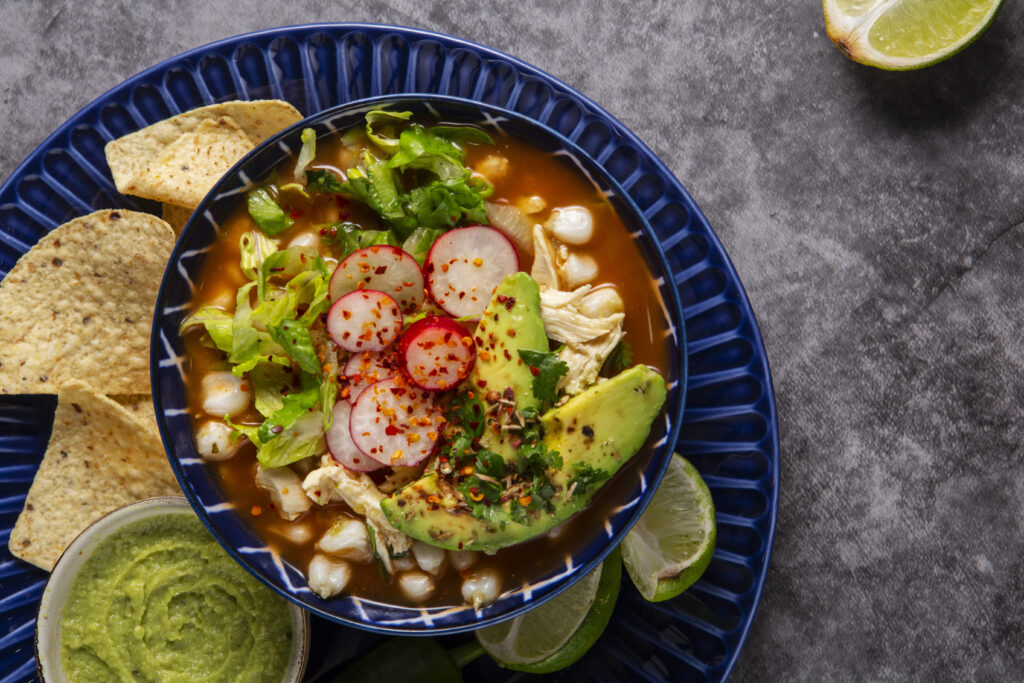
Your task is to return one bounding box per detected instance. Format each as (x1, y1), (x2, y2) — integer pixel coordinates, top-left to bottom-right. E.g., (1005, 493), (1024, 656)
(33, 496), (309, 683)
(151, 92), (688, 634)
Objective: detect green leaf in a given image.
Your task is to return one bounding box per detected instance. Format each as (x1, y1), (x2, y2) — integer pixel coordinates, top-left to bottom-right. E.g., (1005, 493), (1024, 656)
(257, 371), (320, 443)
(293, 127), (317, 181)
(306, 169), (347, 194)
(427, 125), (494, 146)
(256, 410), (325, 468)
(248, 362), (291, 418)
(321, 222), (399, 259)
(247, 188), (294, 236)
(179, 307), (233, 352)
(601, 339), (634, 375)
(239, 231), (278, 281)
(518, 349), (569, 407)
(401, 226), (445, 266)
(365, 109), (413, 153)
(229, 282), (259, 365)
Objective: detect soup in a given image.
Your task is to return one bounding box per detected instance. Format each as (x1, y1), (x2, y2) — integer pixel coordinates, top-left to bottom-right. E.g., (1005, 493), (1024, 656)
(179, 110), (670, 608)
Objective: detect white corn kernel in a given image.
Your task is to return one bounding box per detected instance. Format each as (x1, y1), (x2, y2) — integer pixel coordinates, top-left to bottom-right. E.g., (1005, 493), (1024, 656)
(288, 231), (321, 249)
(195, 420), (240, 461)
(461, 568), (501, 610)
(255, 465), (312, 521)
(392, 555), (417, 571)
(563, 253), (598, 288)
(449, 550), (478, 572)
(548, 206), (594, 245)
(201, 371), (251, 417)
(308, 554), (351, 599)
(317, 518), (373, 563)
(398, 571), (436, 602)
(412, 541), (447, 577)
(580, 286), (624, 318)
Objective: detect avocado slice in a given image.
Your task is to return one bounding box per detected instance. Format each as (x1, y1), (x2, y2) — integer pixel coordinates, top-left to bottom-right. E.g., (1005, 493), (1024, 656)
(468, 272), (550, 459)
(380, 365), (667, 552)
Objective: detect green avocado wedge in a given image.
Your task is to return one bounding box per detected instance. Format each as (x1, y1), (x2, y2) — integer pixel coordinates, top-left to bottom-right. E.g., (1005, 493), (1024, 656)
(380, 365), (667, 552)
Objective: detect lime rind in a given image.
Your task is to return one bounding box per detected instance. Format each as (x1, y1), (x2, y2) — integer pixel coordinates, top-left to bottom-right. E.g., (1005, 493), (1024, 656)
(475, 560), (601, 665)
(622, 454), (716, 602)
(475, 549), (622, 674)
(823, 0), (1003, 70)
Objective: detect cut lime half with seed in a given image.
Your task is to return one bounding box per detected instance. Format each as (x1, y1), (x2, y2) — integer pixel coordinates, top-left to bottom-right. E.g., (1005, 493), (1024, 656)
(476, 547), (621, 674)
(623, 454), (716, 602)
(823, 0), (1003, 70)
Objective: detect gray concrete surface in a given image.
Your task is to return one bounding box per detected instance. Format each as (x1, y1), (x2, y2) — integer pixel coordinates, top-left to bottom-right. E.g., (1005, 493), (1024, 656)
(2, 1), (1022, 680)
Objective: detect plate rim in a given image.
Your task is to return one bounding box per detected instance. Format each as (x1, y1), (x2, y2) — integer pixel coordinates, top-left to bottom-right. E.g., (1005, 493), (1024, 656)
(0, 21), (779, 682)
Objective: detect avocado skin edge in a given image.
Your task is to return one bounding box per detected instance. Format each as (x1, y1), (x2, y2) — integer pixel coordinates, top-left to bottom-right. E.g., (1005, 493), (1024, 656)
(381, 365), (667, 553)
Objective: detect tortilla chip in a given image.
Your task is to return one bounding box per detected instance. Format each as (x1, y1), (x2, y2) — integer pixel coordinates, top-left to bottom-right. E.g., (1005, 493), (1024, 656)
(161, 203), (193, 234)
(105, 100), (303, 208)
(111, 394), (160, 438)
(0, 210), (174, 395)
(9, 381), (181, 571)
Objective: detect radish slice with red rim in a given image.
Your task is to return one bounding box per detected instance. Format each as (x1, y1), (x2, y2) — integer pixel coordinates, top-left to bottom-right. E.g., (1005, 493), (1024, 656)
(425, 226), (519, 318)
(326, 290), (403, 353)
(349, 377), (442, 467)
(329, 246), (425, 313)
(398, 316), (476, 392)
(326, 400), (383, 472)
(342, 349), (398, 404)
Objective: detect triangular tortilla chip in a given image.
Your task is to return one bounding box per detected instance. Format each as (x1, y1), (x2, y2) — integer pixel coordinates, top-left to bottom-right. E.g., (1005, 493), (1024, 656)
(111, 394), (160, 438)
(9, 381), (181, 571)
(0, 209), (174, 395)
(161, 202), (193, 234)
(105, 100), (303, 208)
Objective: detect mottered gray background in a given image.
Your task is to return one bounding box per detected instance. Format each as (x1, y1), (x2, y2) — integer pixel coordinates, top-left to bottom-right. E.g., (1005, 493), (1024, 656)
(1, 1), (1022, 680)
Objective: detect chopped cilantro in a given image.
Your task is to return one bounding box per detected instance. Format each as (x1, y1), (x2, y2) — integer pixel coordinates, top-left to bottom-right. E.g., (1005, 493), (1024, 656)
(602, 339), (634, 375)
(518, 349), (569, 408)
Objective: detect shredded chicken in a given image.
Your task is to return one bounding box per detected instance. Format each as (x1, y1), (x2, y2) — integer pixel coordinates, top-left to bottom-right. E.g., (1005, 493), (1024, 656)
(532, 227), (626, 396)
(302, 456), (413, 560)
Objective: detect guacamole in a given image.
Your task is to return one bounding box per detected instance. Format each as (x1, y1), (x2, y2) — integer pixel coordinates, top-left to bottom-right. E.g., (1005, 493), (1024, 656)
(59, 513), (293, 682)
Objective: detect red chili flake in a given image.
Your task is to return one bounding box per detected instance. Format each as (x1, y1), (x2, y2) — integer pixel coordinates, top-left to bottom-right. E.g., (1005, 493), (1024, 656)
(530, 366), (540, 376)
(375, 265), (388, 275)
(385, 425), (402, 436)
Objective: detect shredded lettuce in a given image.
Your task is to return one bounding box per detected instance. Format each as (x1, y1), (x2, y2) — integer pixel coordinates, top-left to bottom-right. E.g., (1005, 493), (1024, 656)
(293, 127), (317, 182)
(248, 362), (291, 418)
(402, 226), (445, 266)
(321, 221), (399, 258)
(255, 410), (326, 468)
(247, 188), (294, 236)
(366, 110), (413, 153)
(303, 110), (495, 239)
(239, 231), (278, 281)
(179, 308), (233, 352)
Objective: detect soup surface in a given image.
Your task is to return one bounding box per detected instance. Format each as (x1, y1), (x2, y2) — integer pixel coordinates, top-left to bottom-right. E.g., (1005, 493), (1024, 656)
(181, 112), (671, 607)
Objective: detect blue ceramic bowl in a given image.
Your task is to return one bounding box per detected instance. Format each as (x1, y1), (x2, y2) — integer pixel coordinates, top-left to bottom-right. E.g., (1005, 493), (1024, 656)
(151, 93), (687, 634)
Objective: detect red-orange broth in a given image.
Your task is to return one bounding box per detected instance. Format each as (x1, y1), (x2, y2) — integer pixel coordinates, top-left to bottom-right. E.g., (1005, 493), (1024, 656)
(183, 121), (671, 606)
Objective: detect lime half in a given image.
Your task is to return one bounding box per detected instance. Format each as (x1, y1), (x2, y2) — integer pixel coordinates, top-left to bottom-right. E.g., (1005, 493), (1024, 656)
(823, 0), (1003, 70)
(476, 548), (621, 673)
(623, 454), (716, 602)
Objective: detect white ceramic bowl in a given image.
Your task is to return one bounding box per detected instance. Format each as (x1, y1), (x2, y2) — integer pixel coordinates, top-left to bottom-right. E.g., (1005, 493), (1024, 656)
(34, 497), (309, 682)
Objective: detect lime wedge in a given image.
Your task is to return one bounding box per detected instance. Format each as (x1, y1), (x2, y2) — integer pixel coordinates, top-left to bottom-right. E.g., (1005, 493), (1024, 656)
(622, 454), (716, 602)
(823, 0), (1003, 70)
(476, 548), (621, 673)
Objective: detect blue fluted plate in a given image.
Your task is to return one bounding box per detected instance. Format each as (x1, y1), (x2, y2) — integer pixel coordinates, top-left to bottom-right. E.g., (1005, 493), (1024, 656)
(0, 24), (778, 682)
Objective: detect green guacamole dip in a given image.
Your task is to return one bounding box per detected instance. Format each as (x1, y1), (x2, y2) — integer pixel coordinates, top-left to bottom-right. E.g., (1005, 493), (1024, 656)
(59, 513), (293, 682)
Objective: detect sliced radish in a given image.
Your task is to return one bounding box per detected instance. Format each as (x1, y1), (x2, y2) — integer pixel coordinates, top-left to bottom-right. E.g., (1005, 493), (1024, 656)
(329, 246), (425, 313)
(424, 226), (519, 318)
(326, 290), (403, 353)
(326, 401), (383, 472)
(398, 316), (476, 392)
(349, 377), (442, 467)
(342, 349), (398, 404)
